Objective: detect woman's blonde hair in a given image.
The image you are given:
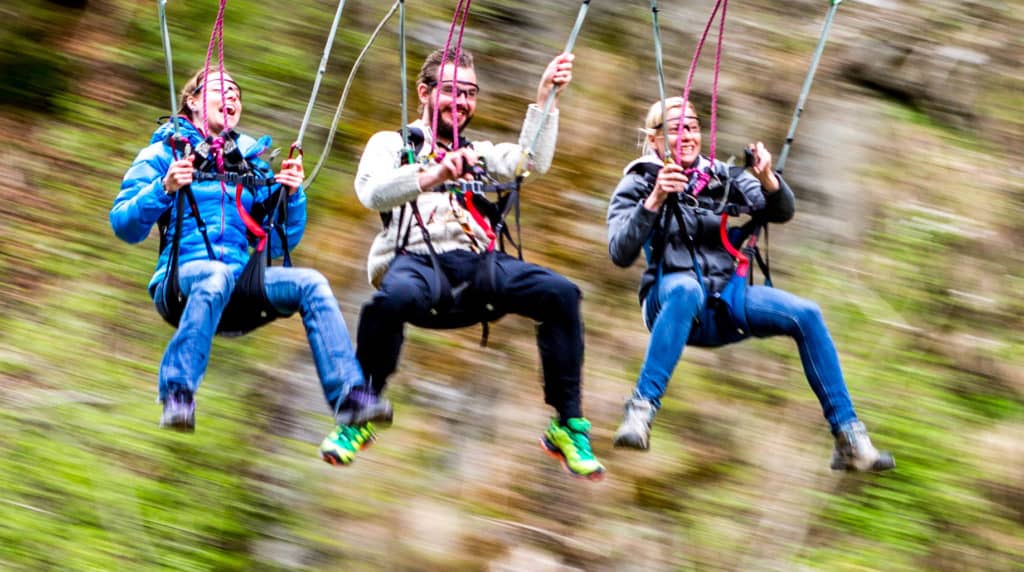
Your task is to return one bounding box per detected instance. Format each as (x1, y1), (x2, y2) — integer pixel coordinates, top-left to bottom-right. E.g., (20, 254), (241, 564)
(639, 96), (698, 156)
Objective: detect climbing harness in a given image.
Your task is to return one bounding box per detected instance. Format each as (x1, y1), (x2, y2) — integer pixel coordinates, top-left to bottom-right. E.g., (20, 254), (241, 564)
(644, 0), (843, 336)
(153, 0), (293, 336)
(306, 1), (400, 189)
(385, 0), (593, 345)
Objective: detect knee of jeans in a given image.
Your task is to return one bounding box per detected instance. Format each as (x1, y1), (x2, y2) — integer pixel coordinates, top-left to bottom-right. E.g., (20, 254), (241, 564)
(193, 263), (235, 300)
(663, 276), (703, 305)
(541, 275), (581, 312)
(300, 269), (332, 298)
(371, 284), (423, 317)
(794, 298), (825, 327)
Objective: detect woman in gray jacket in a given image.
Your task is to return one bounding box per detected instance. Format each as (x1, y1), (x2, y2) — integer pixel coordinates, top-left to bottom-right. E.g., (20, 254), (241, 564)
(607, 97), (893, 472)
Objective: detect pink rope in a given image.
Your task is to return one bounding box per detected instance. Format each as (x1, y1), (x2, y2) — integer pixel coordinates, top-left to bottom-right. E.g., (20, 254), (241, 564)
(200, 0), (229, 137)
(431, 0), (472, 156)
(676, 0), (728, 196)
(450, 2), (472, 150)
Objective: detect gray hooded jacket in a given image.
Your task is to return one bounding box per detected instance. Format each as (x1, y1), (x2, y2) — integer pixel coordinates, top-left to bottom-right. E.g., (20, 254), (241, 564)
(606, 154), (795, 301)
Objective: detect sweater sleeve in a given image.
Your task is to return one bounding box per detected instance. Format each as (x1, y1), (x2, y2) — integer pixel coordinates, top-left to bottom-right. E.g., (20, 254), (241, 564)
(474, 104), (559, 182)
(354, 131), (423, 211)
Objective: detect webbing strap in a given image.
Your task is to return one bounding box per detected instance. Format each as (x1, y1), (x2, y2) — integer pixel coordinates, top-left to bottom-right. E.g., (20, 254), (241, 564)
(157, 1), (180, 136)
(193, 170), (276, 188)
(650, 0), (672, 163)
(777, 0), (844, 173)
(398, 0), (414, 163)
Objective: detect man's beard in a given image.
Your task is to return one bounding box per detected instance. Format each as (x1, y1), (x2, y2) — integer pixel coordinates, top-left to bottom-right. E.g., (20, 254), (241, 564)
(431, 105), (473, 142)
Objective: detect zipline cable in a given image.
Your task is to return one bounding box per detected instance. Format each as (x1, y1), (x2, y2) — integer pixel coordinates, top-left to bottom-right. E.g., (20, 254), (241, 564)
(776, 0), (843, 173)
(650, 0), (672, 164)
(291, 0), (348, 159)
(516, 0), (592, 178)
(306, 0), (400, 189)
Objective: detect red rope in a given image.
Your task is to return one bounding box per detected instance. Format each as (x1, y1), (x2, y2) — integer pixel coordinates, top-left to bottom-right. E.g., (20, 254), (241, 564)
(719, 213), (749, 277)
(675, 0), (752, 275)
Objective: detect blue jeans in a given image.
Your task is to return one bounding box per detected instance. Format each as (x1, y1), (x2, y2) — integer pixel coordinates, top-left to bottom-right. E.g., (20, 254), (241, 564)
(156, 260), (364, 409)
(637, 272), (857, 432)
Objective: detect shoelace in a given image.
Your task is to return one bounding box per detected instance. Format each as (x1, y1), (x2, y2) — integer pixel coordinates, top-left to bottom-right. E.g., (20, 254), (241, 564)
(340, 424), (373, 444)
(568, 426), (595, 460)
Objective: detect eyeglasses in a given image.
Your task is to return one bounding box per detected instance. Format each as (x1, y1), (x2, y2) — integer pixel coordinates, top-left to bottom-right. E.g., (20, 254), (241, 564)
(428, 80), (480, 99)
(653, 115), (701, 135)
(192, 79), (242, 99)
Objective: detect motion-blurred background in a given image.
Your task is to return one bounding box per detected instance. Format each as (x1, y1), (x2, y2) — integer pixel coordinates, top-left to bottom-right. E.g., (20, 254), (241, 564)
(2, 1), (1022, 570)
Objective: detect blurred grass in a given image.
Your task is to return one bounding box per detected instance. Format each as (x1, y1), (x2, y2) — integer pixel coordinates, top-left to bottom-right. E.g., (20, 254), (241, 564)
(1, 0), (1022, 570)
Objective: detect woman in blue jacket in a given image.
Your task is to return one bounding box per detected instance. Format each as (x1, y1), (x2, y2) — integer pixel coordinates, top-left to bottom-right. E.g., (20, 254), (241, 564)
(111, 69), (389, 466)
(606, 97), (894, 472)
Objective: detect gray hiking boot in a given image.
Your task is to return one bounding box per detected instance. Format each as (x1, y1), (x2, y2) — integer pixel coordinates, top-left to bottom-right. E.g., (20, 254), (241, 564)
(613, 397), (656, 450)
(830, 420), (895, 472)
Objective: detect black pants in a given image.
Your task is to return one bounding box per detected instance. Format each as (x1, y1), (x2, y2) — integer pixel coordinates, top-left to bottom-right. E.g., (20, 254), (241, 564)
(356, 250), (584, 420)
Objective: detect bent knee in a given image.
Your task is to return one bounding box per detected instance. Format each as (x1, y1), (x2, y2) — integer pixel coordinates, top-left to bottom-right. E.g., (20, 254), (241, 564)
(540, 274), (582, 310)
(193, 262), (235, 297)
(662, 275), (703, 302)
(793, 298), (825, 326)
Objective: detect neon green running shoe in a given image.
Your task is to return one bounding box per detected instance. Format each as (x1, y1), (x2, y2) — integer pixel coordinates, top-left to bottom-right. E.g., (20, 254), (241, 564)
(540, 417), (605, 481)
(320, 423), (376, 466)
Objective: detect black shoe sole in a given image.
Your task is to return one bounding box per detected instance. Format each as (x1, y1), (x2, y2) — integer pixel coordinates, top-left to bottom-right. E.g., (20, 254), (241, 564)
(160, 419), (195, 433)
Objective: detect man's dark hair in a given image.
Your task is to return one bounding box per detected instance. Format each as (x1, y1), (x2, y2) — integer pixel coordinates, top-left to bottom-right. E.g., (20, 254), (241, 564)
(416, 48), (474, 88)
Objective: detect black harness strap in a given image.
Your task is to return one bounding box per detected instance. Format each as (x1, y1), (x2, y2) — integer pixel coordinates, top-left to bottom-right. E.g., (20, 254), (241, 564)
(193, 170), (277, 188)
(384, 126), (523, 345)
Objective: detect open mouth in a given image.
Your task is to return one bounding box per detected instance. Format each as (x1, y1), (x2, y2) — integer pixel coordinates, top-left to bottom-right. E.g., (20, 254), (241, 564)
(222, 103), (237, 117)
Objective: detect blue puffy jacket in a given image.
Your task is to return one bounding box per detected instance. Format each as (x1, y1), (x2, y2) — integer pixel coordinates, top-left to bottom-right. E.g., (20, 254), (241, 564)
(111, 118), (307, 296)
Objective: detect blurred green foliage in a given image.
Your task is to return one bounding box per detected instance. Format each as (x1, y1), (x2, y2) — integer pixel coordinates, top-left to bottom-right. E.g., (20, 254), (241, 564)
(1, 0), (1022, 571)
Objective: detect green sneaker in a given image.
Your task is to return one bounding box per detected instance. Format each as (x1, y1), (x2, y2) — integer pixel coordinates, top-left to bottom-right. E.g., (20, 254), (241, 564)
(320, 423), (376, 466)
(540, 417), (605, 481)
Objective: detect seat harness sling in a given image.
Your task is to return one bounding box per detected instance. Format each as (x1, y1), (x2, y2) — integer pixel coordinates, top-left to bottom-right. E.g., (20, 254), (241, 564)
(154, 0), (291, 336)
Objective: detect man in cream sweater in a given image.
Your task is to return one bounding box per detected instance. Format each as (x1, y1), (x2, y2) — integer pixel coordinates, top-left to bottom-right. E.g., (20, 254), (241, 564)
(343, 47), (604, 480)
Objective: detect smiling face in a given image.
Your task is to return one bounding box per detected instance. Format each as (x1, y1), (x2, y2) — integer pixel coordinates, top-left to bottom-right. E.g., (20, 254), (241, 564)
(646, 99), (702, 167)
(418, 63), (477, 143)
(187, 72), (242, 135)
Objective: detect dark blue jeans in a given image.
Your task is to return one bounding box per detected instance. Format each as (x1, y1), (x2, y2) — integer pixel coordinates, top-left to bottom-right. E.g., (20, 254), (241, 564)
(637, 272), (857, 432)
(356, 250), (585, 420)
